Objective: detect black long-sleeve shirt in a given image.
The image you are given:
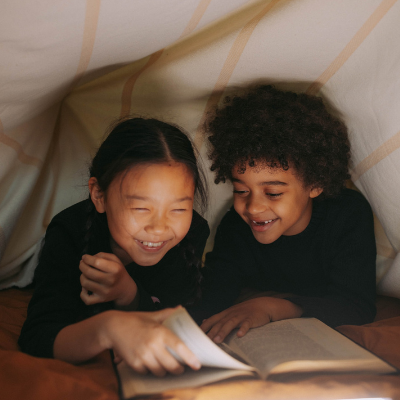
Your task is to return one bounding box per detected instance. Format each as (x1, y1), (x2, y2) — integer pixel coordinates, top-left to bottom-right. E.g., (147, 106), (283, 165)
(19, 199), (209, 358)
(189, 189), (376, 328)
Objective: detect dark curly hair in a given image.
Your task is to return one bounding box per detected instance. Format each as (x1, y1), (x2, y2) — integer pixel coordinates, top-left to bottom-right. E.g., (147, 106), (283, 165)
(206, 85), (351, 199)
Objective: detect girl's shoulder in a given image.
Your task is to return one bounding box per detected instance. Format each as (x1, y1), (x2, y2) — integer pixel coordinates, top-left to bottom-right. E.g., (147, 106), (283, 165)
(49, 199), (92, 229)
(44, 199), (110, 257)
(191, 210), (209, 229)
(45, 199), (98, 246)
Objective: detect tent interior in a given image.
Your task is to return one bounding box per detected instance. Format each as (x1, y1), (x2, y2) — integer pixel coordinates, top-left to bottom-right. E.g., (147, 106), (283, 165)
(1, 1), (400, 399)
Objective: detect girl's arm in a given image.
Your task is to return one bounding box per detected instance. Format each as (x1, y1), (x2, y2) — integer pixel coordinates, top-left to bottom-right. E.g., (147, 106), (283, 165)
(53, 308), (201, 376)
(19, 202), (161, 359)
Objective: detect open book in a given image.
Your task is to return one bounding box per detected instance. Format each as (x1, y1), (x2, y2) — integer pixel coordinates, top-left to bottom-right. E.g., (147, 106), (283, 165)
(117, 308), (397, 399)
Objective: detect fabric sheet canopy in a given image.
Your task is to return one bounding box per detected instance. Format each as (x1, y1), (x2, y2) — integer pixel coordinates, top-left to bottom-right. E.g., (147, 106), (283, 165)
(1, 0), (399, 298)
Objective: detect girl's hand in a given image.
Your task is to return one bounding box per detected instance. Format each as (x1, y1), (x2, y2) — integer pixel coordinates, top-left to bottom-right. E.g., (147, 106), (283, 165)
(79, 253), (137, 307)
(200, 297), (303, 343)
(103, 308), (201, 376)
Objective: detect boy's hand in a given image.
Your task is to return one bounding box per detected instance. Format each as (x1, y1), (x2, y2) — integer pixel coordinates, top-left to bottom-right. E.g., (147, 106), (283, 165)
(79, 253), (137, 307)
(105, 307), (201, 376)
(200, 297), (302, 343)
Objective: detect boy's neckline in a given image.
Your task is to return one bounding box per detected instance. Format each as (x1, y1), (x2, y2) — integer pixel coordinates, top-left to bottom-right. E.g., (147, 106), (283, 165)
(280, 199), (324, 241)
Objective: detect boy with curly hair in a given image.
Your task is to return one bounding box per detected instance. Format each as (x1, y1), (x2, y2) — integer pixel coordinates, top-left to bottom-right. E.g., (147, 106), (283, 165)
(189, 85), (376, 343)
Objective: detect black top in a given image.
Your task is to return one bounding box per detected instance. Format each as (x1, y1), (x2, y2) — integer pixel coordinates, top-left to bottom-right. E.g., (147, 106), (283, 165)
(188, 189), (377, 328)
(19, 199), (209, 358)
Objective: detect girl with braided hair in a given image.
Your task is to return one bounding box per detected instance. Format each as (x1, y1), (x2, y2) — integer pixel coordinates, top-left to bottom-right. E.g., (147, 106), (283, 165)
(19, 118), (209, 377)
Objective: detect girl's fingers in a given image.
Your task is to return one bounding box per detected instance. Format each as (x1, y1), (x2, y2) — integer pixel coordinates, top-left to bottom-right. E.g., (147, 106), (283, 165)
(137, 320), (200, 372)
(113, 350), (122, 364)
(82, 253), (121, 271)
(81, 254), (116, 273)
(80, 287), (102, 305)
(79, 261), (106, 282)
(145, 307), (182, 324)
(140, 352), (168, 377)
(81, 254), (105, 271)
(169, 340), (201, 371)
(113, 355), (122, 364)
(80, 273), (105, 293)
(126, 356), (149, 375)
(155, 347), (185, 375)
(93, 252), (121, 263)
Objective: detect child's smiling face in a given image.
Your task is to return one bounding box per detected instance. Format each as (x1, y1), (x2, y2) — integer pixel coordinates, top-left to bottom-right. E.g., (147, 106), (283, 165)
(232, 164), (322, 244)
(90, 162), (195, 266)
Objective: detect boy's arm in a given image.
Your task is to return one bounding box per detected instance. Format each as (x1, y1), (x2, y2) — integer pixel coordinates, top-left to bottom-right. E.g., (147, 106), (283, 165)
(197, 190), (377, 340)
(200, 296), (302, 343)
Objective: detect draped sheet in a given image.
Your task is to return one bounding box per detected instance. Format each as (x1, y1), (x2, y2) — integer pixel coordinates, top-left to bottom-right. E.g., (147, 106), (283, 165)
(1, 0), (399, 297)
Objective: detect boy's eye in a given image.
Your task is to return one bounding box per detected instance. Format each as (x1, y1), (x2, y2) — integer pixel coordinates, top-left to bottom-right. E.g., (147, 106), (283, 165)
(233, 190), (248, 195)
(133, 208), (149, 211)
(266, 193), (282, 198)
(172, 209), (187, 213)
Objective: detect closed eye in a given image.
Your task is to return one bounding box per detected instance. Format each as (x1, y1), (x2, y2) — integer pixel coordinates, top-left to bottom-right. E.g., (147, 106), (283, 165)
(233, 190), (248, 195)
(266, 193), (282, 198)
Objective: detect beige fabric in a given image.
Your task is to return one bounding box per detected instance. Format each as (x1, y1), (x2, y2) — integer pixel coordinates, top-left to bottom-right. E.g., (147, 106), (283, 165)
(1, 0), (399, 297)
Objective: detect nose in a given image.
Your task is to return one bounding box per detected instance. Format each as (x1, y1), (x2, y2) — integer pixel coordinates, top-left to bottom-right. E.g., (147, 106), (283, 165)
(246, 193), (267, 215)
(144, 213), (168, 236)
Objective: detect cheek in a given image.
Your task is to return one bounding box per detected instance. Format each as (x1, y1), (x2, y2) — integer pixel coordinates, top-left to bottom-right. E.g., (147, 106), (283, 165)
(279, 197), (306, 221)
(109, 211), (140, 235)
(233, 197), (246, 214)
(274, 203), (292, 220)
(173, 214), (193, 241)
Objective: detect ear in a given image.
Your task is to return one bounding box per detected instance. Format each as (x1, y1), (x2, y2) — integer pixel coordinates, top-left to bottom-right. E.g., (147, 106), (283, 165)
(310, 187), (323, 199)
(88, 177), (106, 213)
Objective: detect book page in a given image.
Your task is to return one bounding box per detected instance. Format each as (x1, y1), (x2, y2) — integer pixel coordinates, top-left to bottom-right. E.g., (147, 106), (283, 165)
(224, 318), (396, 379)
(163, 307), (254, 371)
(117, 363), (255, 399)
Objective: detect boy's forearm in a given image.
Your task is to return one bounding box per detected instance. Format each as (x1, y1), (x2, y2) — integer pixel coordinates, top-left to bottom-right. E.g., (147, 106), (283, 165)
(53, 310), (115, 363)
(267, 297), (303, 321)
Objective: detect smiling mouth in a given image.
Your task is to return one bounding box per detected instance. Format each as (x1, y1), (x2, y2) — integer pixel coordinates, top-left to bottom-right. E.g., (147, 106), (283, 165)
(252, 219), (275, 226)
(136, 239), (168, 252)
(139, 241), (164, 248)
(248, 218), (278, 232)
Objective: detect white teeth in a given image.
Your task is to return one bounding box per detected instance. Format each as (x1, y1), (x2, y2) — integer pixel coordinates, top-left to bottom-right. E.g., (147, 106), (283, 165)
(253, 220), (273, 225)
(141, 241), (163, 247)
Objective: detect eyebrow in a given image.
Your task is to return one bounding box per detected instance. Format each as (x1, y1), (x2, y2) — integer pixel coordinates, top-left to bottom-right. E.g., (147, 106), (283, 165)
(232, 178), (288, 186)
(124, 195), (193, 202)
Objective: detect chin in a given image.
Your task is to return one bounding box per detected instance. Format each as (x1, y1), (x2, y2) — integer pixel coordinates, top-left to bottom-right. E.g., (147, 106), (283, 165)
(253, 233), (279, 245)
(133, 253), (165, 267)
